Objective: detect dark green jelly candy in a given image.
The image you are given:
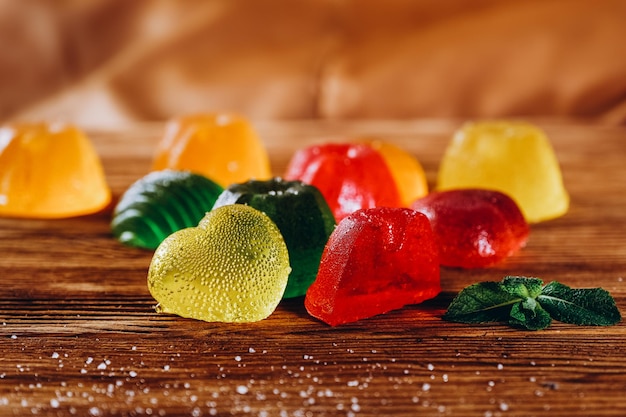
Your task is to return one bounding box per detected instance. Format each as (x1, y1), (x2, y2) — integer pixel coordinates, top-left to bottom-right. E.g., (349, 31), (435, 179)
(212, 177), (336, 298)
(111, 170), (223, 249)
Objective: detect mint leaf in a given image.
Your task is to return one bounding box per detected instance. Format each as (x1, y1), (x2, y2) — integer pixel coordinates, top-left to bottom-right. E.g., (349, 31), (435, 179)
(509, 297), (552, 330)
(501, 276), (543, 298)
(442, 280), (526, 324)
(539, 281), (621, 326)
(443, 276), (621, 330)
(501, 276), (551, 330)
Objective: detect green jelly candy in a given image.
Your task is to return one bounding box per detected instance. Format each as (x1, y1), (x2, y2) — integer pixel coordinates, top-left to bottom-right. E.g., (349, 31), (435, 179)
(148, 204), (291, 323)
(212, 177), (336, 298)
(111, 170), (223, 249)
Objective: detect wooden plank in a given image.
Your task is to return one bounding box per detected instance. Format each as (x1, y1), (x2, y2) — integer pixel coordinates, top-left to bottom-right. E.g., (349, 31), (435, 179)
(1, 119), (625, 416)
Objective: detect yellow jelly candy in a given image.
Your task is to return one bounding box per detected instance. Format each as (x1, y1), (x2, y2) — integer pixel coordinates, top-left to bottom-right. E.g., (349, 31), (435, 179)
(364, 139), (428, 206)
(147, 204), (291, 323)
(152, 113), (271, 187)
(437, 121), (569, 223)
(0, 123), (111, 218)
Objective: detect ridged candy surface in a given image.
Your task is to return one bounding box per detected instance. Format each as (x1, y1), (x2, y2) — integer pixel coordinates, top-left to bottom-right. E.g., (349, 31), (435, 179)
(111, 170), (223, 249)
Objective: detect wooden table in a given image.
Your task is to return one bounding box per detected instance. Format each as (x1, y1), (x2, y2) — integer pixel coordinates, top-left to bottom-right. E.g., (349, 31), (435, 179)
(1, 119), (625, 416)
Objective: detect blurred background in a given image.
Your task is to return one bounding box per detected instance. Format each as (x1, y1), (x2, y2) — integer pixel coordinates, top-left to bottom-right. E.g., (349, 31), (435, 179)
(2, 0), (625, 128)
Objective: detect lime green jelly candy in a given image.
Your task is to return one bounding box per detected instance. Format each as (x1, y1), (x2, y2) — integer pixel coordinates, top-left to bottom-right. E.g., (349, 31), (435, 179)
(212, 178), (336, 299)
(147, 204), (291, 323)
(111, 170), (223, 249)
(437, 121), (569, 223)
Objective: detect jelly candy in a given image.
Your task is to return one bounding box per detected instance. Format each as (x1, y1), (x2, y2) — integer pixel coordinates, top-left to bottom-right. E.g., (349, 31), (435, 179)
(111, 170), (223, 249)
(0, 122), (111, 218)
(284, 143), (402, 222)
(152, 113), (271, 187)
(437, 121), (569, 223)
(411, 189), (529, 268)
(362, 139), (428, 206)
(148, 204), (291, 323)
(305, 207), (440, 326)
(212, 178), (336, 298)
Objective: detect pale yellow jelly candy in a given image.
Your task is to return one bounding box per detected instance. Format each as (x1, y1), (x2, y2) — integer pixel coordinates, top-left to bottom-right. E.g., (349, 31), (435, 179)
(147, 204), (291, 323)
(0, 123), (111, 218)
(437, 121), (569, 223)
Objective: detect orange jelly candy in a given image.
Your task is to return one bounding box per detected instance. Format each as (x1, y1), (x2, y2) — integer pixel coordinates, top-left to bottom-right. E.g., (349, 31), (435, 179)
(0, 123), (111, 218)
(363, 139), (428, 206)
(152, 113), (271, 187)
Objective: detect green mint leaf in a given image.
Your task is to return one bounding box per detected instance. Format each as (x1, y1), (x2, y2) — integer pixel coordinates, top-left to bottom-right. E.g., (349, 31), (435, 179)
(502, 276), (544, 298)
(509, 298), (552, 330)
(444, 276), (621, 330)
(538, 281), (622, 326)
(442, 281), (524, 324)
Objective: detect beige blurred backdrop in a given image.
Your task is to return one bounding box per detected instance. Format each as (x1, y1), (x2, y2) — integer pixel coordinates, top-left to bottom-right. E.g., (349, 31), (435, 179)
(2, 0), (626, 128)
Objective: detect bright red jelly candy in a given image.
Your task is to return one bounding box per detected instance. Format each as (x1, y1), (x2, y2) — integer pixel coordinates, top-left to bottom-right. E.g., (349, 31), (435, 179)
(304, 207), (441, 326)
(411, 189), (530, 268)
(284, 143), (402, 222)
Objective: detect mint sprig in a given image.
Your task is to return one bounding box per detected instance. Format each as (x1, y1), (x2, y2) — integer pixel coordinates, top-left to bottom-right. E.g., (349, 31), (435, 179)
(443, 276), (621, 330)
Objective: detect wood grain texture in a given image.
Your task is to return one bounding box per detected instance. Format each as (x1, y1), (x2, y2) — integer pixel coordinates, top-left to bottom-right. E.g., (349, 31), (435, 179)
(1, 119), (625, 416)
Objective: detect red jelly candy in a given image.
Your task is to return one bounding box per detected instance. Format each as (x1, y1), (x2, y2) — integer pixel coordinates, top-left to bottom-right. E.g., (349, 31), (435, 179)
(411, 189), (529, 268)
(305, 207), (441, 326)
(284, 143), (402, 222)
